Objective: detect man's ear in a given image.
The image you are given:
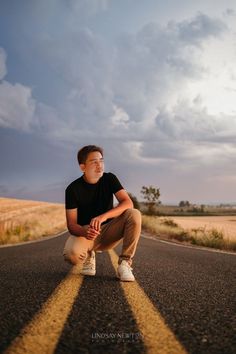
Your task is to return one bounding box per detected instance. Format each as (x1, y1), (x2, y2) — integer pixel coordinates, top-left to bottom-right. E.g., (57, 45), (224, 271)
(80, 163), (85, 172)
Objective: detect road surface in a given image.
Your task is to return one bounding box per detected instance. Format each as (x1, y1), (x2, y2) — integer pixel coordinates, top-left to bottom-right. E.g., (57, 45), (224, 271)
(0, 232), (235, 353)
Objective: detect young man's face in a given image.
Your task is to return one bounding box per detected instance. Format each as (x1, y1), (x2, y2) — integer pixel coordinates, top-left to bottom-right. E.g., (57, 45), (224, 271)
(80, 151), (104, 182)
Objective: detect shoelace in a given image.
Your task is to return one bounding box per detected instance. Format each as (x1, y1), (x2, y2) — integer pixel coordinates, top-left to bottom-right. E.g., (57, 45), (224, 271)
(83, 255), (95, 268)
(122, 263), (133, 272)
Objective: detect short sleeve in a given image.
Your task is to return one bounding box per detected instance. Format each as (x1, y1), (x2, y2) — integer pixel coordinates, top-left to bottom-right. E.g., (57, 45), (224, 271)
(108, 173), (124, 194)
(65, 184), (78, 209)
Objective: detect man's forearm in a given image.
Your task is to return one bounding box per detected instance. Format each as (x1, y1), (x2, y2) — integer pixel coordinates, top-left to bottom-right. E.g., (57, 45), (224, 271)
(102, 199), (133, 221)
(67, 223), (87, 237)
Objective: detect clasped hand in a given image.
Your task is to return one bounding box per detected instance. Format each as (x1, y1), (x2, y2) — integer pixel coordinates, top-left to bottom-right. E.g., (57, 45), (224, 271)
(85, 215), (106, 240)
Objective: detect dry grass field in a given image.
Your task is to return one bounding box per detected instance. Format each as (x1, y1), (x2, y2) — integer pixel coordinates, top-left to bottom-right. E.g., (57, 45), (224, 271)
(1, 197), (236, 251)
(171, 216), (236, 241)
(142, 215), (236, 251)
(0, 197), (66, 245)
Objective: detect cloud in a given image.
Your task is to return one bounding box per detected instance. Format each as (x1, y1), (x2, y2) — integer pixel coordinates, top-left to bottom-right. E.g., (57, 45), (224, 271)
(0, 81), (36, 132)
(175, 12), (227, 45)
(0, 46), (38, 132)
(225, 8), (236, 16)
(35, 27), (114, 135)
(0, 10), (234, 169)
(37, 13), (222, 141)
(111, 13), (227, 128)
(155, 97), (236, 140)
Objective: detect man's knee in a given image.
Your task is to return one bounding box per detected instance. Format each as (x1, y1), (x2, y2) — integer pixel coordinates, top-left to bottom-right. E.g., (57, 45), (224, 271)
(63, 250), (87, 265)
(124, 208), (141, 223)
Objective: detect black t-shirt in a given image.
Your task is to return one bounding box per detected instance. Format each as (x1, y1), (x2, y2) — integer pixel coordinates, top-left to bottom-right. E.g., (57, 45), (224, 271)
(65, 172), (124, 225)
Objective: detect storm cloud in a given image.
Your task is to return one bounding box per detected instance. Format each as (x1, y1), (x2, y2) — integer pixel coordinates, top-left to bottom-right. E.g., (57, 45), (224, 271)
(0, 0), (235, 203)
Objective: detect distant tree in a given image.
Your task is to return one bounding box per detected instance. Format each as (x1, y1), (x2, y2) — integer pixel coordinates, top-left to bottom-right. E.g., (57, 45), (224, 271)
(141, 185), (161, 215)
(179, 200), (190, 207)
(200, 204), (205, 213)
(128, 193), (140, 210)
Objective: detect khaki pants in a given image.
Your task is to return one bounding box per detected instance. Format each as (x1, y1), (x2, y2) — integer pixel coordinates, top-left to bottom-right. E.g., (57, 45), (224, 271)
(63, 208), (141, 266)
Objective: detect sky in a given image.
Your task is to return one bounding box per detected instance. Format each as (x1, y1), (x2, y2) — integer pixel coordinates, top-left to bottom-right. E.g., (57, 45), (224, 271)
(0, 0), (236, 204)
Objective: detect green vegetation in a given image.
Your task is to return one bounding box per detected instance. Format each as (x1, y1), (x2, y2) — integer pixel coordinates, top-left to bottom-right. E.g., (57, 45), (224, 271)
(137, 186), (236, 216)
(140, 203), (236, 216)
(141, 185), (161, 215)
(190, 228), (229, 250)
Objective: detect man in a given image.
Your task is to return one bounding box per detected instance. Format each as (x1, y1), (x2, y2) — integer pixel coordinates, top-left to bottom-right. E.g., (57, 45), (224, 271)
(63, 145), (141, 281)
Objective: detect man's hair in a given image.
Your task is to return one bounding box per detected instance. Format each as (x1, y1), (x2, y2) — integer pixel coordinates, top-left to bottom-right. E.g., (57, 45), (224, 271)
(77, 145), (103, 164)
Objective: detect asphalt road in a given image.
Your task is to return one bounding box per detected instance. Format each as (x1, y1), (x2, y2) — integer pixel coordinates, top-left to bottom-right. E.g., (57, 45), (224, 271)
(0, 233), (235, 354)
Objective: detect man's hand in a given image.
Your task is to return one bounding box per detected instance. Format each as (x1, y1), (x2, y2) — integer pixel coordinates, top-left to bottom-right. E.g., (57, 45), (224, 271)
(85, 225), (101, 240)
(89, 215), (107, 232)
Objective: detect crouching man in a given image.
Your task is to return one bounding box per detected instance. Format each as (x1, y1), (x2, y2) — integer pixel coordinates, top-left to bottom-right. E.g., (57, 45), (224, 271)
(63, 145), (141, 281)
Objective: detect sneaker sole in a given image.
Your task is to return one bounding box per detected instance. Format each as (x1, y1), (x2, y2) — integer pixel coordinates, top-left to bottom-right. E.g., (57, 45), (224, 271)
(80, 270), (96, 276)
(117, 273), (135, 282)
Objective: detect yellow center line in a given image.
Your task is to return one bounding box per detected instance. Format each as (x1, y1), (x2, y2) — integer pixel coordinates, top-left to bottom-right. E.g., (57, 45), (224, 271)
(4, 265), (83, 354)
(108, 249), (187, 354)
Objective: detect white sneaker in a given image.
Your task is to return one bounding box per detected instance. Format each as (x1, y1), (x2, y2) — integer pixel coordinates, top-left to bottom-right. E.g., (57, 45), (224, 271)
(80, 251), (96, 276)
(117, 260), (135, 282)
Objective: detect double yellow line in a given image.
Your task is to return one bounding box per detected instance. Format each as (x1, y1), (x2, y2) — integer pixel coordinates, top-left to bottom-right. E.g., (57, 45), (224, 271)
(4, 265), (83, 354)
(5, 252), (187, 354)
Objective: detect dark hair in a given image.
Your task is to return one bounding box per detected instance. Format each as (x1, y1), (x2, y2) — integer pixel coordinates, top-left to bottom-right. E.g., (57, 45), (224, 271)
(77, 145), (103, 164)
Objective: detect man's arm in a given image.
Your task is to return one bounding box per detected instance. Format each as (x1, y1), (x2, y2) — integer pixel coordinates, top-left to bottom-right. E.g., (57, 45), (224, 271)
(66, 208), (100, 239)
(89, 189), (133, 231)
